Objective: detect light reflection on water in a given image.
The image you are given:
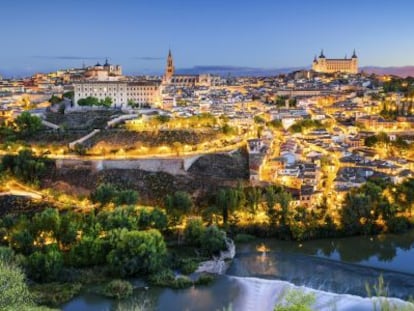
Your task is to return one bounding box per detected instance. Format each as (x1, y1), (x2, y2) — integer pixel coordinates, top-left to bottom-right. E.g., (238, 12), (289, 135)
(63, 230), (414, 311)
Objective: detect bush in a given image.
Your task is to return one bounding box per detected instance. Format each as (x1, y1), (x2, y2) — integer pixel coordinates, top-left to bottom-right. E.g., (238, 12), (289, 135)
(102, 279), (133, 300)
(273, 289), (316, 311)
(172, 276), (193, 289)
(0, 261), (32, 310)
(179, 258), (199, 274)
(30, 282), (82, 307)
(200, 225), (227, 256)
(184, 218), (205, 247)
(148, 269), (175, 287)
(26, 247), (63, 282)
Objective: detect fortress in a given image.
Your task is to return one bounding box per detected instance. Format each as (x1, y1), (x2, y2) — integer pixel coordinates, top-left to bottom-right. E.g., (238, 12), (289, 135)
(312, 50), (358, 74)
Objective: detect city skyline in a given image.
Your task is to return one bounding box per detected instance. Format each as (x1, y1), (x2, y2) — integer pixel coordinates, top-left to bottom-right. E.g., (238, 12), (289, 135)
(2, 0), (414, 76)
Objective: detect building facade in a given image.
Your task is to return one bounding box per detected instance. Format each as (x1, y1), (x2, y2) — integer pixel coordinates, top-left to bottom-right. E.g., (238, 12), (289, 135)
(73, 80), (161, 108)
(312, 50), (358, 74)
(162, 49), (221, 87)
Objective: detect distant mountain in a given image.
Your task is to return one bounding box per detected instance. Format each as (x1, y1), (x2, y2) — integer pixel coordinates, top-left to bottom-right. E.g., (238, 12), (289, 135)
(361, 66), (414, 78)
(175, 65), (306, 77)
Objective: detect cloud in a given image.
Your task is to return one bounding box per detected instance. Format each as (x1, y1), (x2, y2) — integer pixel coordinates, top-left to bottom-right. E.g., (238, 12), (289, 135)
(133, 56), (164, 61)
(32, 56), (101, 60)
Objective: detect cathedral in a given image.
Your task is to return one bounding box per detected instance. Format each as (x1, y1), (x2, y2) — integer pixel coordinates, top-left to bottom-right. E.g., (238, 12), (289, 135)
(312, 50), (358, 74)
(162, 49), (220, 87)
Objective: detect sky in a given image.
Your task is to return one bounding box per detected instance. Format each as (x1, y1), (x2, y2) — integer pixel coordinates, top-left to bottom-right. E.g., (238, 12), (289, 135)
(1, 0), (414, 76)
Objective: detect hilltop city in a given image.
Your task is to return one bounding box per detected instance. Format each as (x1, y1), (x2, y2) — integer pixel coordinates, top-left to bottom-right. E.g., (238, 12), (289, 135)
(2, 48), (414, 310)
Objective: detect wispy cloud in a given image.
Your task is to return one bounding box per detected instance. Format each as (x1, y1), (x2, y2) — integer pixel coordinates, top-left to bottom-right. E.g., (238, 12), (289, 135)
(133, 56), (164, 61)
(32, 56), (101, 60)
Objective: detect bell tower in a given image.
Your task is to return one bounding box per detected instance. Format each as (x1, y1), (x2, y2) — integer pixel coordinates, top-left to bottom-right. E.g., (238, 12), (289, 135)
(164, 49), (175, 82)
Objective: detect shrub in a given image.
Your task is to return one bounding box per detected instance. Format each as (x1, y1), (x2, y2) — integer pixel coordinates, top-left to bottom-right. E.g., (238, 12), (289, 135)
(102, 279), (133, 300)
(200, 225), (227, 256)
(179, 258), (199, 274)
(184, 218), (205, 247)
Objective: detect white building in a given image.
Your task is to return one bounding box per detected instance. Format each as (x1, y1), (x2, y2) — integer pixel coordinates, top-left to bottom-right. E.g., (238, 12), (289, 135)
(73, 80), (161, 108)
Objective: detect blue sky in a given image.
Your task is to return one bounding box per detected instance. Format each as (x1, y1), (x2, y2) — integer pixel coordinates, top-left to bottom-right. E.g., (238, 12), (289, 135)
(1, 0), (414, 76)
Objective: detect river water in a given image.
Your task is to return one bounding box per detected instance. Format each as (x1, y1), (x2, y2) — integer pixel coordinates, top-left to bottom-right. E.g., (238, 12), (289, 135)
(62, 231), (414, 311)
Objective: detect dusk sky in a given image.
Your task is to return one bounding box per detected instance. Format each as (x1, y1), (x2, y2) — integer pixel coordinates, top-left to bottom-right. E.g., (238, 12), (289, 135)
(1, 0), (414, 76)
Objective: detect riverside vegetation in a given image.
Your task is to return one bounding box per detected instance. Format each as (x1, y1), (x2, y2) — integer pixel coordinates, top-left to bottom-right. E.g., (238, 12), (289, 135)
(2, 149), (414, 309)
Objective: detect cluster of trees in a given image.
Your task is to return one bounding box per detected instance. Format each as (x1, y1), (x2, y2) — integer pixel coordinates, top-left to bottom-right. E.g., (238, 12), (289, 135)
(0, 206), (170, 283)
(289, 119), (324, 134)
(382, 77), (414, 96)
(341, 179), (413, 235)
(77, 96), (113, 107)
(90, 183), (139, 206)
(0, 112), (43, 143)
(184, 219), (227, 255)
(364, 132), (409, 151)
(380, 100), (414, 120)
(269, 96), (297, 107)
(1, 149), (49, 184)
(165, 186), (334, 241)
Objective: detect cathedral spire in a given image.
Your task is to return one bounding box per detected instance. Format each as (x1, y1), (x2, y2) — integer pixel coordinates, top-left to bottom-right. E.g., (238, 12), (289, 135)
(319, 49), (325, 58)
(164, 48), (175, 82)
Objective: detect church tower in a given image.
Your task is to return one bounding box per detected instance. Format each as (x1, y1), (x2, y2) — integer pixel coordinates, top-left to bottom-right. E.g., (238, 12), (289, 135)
(164, 49), (175, 82)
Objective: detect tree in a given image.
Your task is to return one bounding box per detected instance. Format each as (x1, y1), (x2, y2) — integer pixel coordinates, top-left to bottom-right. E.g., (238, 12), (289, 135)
(275, 190), (292, 225)
(77, 96), (100, 106)
(90, 183), (117, 206)
(101, 97), (113, 108)
(69, 235), (108, 267)
(164, 191), (193, 226)
(200, 225), (227, 256)
(14, 112), (42, 137)
(49, 95), (62, 105)
(107, 229), (167, 277)
(57, 211), (80, 248)
(184, 218), (205, 247)
(0, 261), (32, 310)
(26, 246), (64, 282)
(114, 189), (139, 206)
(31, 208), (61, 245)
(1, 149), (47, 183)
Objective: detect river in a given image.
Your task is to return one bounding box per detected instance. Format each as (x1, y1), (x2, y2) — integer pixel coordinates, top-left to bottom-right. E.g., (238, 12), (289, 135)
(62, 230), (414, 311)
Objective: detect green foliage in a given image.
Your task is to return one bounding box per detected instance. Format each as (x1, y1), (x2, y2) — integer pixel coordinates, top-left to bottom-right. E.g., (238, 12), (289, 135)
(26, 246), (64, 282)
(102, 279), (133, 299)
(289, 119), (323, 134)
(184, 218), (205, 247)
(164, 191), (193, 226)
(179, 258), (199, 274)
(254, 115), (266, 124)
(268, 119), (283, 130)
(68, 235), (108, 267)
(30, 282), (82, 307)
(63, 91), (74, 99)
(49, 95), (62, 105)
(216, 187), (245, 224)
(77, 96), (112, 107)
(107, 229), (167, 277)
(91, 183), (139, 206)
(156, 114), (171, 123)
(200, 225), (226, 256)
(273, 289), (316, 311)
(222, 123), (236, 135)
(1, 149), (48, 183)
(14, 112), (43, 137)
(0, 261), (33, 310)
